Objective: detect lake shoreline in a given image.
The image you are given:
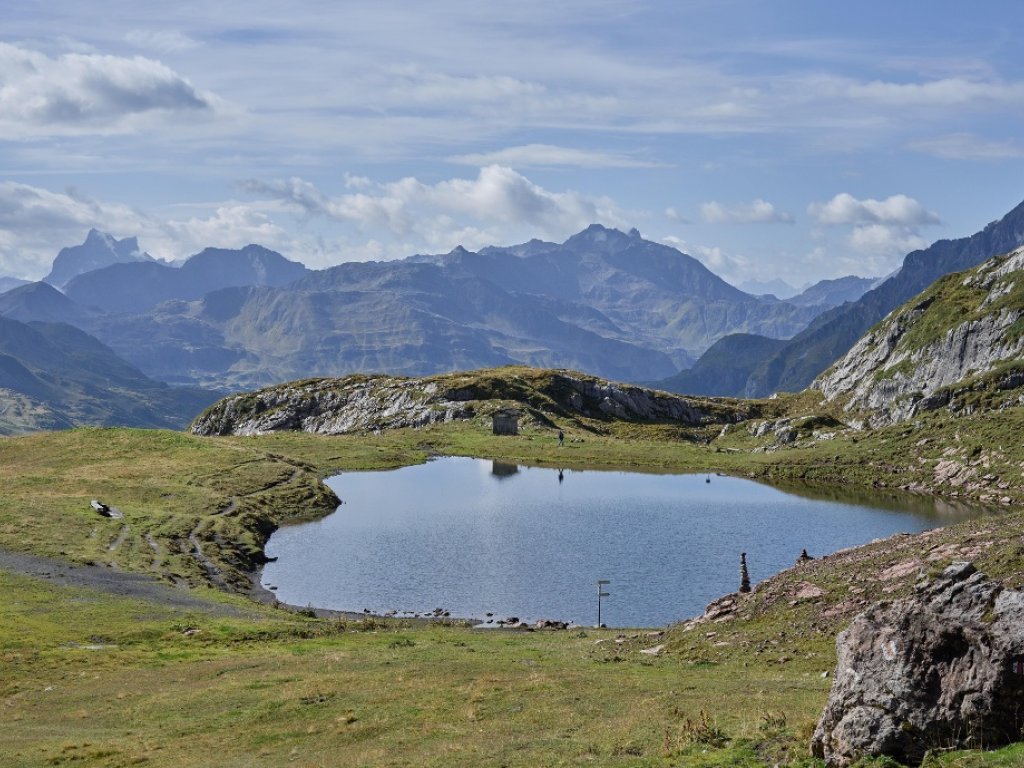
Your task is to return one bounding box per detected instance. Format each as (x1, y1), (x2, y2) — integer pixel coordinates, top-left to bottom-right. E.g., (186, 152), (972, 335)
(257, 457), (989, 628)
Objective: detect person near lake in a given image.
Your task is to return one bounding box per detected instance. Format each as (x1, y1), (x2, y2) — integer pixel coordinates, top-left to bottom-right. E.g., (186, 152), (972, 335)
(558, 430), (564, 446)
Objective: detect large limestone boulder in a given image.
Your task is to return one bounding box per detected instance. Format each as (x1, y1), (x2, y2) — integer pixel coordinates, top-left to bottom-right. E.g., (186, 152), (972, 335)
(811, 562), (1024, 766)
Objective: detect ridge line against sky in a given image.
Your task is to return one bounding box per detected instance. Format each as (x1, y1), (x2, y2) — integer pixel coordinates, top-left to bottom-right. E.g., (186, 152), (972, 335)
(1, 1), (1023, 286)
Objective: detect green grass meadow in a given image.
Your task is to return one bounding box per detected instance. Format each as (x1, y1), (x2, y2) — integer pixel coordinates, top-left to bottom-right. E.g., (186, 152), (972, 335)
(3, 415), (1024, 766)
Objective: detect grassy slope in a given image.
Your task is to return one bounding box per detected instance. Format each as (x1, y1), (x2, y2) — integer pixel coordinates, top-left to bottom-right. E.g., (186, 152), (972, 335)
(3, 406), (1024, 766)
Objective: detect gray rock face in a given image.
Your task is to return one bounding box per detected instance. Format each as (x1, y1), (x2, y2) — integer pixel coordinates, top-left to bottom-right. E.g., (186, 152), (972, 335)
(190, 377), (472, 436)
(811, 562), (1024, 766)
(549, 374), (723, 424)
(814, 247), (1024, 426)
(190, 371), (740, 436)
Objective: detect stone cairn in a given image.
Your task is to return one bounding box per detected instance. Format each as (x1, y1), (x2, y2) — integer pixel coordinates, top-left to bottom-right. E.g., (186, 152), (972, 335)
(739, 552), (751, 593)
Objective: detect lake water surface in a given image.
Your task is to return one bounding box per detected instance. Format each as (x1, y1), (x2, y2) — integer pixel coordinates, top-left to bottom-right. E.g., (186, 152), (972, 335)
(262, 457), (983, 627)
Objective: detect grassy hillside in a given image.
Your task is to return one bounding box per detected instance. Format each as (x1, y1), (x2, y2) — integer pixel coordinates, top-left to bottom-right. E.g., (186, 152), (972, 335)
(0, 316), (218, 435)
(655, 333), (787, 396)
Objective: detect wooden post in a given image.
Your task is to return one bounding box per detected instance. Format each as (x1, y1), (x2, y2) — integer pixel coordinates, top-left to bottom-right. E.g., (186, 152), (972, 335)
(597, 579), (610, 626)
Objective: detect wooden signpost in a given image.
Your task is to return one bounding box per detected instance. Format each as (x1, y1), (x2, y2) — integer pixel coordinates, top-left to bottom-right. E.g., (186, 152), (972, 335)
(596, 579), (610, 627)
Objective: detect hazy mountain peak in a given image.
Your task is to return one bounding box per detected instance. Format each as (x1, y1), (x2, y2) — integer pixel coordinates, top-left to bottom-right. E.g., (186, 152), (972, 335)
(479, 238), (558, 258)
(84, 228), (142, 257)
(0, 276), (30, 295)
(571, 223), (618, 240)
(563, 223), (637, 254)
(0, 280), (94, 325)
(787, 275), (877, 308)
(187, 243), (282, 263)
(181, 244), (308, 287)
(45, 230), (152, 289)
(737, 277), (799, 299)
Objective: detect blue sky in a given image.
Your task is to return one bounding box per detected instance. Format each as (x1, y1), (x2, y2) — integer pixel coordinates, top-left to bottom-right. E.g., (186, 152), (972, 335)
(2, 1), (1023, 288)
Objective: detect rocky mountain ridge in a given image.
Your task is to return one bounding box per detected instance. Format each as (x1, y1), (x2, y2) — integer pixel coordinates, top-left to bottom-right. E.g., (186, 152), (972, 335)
(815, 246), (1024, 427)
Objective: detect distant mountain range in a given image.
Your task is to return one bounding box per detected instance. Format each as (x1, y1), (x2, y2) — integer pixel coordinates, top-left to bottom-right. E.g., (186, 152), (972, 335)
(736, 277), (799, 299)
(658, 198), (1024, 397)
(4, 198), (1023, 433)
(784, 275), (878, 308)
(0, 315), (217, 434)
(0, 225), (867, 391)
(63, 243), (310, 314)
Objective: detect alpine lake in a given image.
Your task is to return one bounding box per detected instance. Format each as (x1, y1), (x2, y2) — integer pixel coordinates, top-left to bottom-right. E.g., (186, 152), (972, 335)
(261, 457), (987, 628)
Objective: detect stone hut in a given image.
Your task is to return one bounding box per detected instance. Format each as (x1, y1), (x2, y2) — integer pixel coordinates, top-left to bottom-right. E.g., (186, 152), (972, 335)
(492, 408), (519, 436)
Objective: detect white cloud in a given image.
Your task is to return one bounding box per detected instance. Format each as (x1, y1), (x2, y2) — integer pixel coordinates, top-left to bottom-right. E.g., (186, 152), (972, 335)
(691, 244), (754, 284)
(388, 67), (545, 105)
(664, 207), (691, 224)
(699, 199), (794, 225)
(124, 30), (199, 54)
(847, 224), (928, 256)
(163, 206), (289, 255)
(659, 235), (753, 284)
(846, 77), (1024, 107)
(0, 42), (222, 138)
(0, 181), (299, 277)
(807, 192), (941, 266)
(448, 144), (666, 168)
(807, 193), (940, 227)
(0, 181), (152, 277)
(244, 165), (630, 252)
(908, 133), (1024, 160)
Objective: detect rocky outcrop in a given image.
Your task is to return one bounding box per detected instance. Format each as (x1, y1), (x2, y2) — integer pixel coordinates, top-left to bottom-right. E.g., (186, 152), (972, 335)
(190, 376), (473, 436)
(190, 369), (744, 436)
(810, 562), (1024, 766)
(814, 247), (1024, 426)
(541, 373), (734, 424)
